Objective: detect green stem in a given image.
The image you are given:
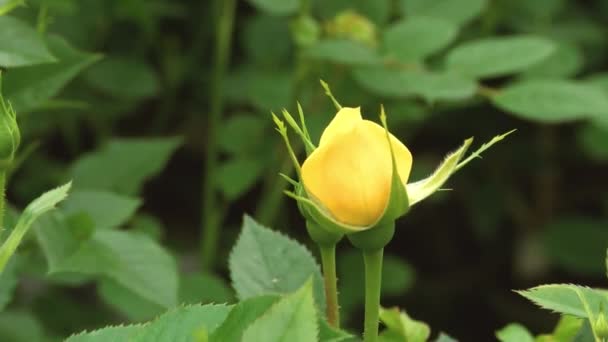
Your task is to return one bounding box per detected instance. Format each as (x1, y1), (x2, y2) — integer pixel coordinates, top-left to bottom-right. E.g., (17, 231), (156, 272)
(363, 249), (383, 342)
(0, 172), (5, 233)
(201, 0), (236, 269)
(320, 244), (340, 328)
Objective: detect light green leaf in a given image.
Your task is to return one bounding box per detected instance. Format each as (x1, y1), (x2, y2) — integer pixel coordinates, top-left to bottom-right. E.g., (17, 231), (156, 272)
(445, 36), (554, 78)
(577, 123), (608, 161)
(0, 258), (17, 311)
(0, 310), (44, 342)
(211, 295), (280, 341)
(229, 215), (326, 315)
(216, 158), (265, 200)
(307, 39), (380, 65)
(62, 190), (141, 230)
(518, 284), (608, 319)
(242, 280), (318, 342)
(66, 325), (142, 342)
(51, 230), (178, 308)
(0, 182), (71, 273)
(492, 80), (608, 123)
(131, 304), (232, 342)
(0, 0), (24, 15)
(84, 56), (160, 100)
(379, 307), (430, 342)
(543, 217), (608, 275)
(4, 35), (100, 112)
(247, 0), (299, 16)
(495, 323), (534, 342)
(318, 318), (354, 342)
(353, 67), (476, 102)
(399, 0), (487, 25)
(435, 332), (458, 342)
(547, 316), (583, 342)
(70, 137), (181, 195)
(384, 17), (457, 62)
(0, 16), (55, 68)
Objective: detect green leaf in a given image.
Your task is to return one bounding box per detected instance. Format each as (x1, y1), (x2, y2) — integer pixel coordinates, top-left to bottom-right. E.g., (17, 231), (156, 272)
(3, 35), (100, 112)
(0, 310), (44, 342)
(51, 229), (178, 308)
(84, 56), (160, 100)
(0, 258), (17, 311)
(445, 36), (554, 78)
(242, 15), (291, 66)
(522, 41), (584, 79)
(384, 17), (457, 62)
(435, 332), (458, 342)
(543, 217), (608, 275)
(224, 67), (293, 112)
(492, 80), (608, 123)
(318, 318), (354, 342)
(216, 158), (264, 200)
(70, 137), (181, 195)
(62, 190), (141, 230)
(399, 0), (487, 25)
(247, 0), (300, 16)
(312, 0), (391, 25)
(180, 272), (234, 305)
(66, 325), (142, 342)
(219, 113), (267, 156)
(518, 284), (608, 319)
(131, 304), (232, 342)
(97, 279), (164, 322)
(242, 280), (318, 342)
(352, 67), (476, 102)
(378, 307), (430, 342)
(307, 39), (380, 65)
(0, 182), (71, 273)
(495, 323), (534, 342)
(577, 123), (608, 161)
(550, 316), (583, 341)
(229, 215), (326, 315)
(0, 16), (55, 68)
(211, 295), (280, 341)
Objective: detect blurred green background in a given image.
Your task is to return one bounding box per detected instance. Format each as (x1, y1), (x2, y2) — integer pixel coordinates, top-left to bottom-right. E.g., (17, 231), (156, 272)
(1, 0), (608, 340)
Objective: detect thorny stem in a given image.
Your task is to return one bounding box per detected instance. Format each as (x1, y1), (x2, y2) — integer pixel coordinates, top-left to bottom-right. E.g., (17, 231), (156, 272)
(320, 244), (340, 328)
(363, 249), (383, 342)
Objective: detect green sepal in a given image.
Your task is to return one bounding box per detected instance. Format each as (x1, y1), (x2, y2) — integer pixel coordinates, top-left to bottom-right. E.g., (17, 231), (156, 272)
(306, 221), (343, 247)
(348, 222), (395, 252)
(0, 73), (20, 171)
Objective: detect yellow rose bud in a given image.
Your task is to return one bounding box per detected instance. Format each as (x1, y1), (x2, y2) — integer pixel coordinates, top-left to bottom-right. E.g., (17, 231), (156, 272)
(301, 107), (412, 226)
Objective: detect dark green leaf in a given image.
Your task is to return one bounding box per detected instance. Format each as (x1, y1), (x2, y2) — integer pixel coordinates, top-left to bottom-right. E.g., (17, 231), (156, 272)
(216, 158), (265, 200)
(0, 258), (17, 311)
(384, 17), (457, 62)
(247, 0), (300, 16)
(84, 56), (160, 100)
(218, 114), (267, 156)
(577, 123), (608, 161)
(62, 190), (141, 230)
(307, 39), (380, 65)
(179, 272), (234, 305)
(97, 279), (164, 322)
(0, 311), (44, 342)
(211, 295), (280, 341)
(399, 0), (487, 25)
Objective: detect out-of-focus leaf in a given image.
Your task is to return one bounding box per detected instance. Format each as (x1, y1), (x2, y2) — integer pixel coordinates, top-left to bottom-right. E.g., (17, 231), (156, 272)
(130, 214), (164, 241)
(445, 36), (554, 78)
(495, 323), (534, 342)
(0, 311), (44, 342)
(313, 0), (391, 25)
(247, 0), (300, 16)
(384, 17), (457, 62)
(130, 304), (231, 341)
(216, 158), (264, 200)
(522, 41), (583, 79)
(318, 318), (354, 342)
(0, 258), (17, 311)
(353, 66), (476, 102)
(307, 39), (380, 65)
(518, 284), (608, 318)
(97, 279), (164, 322)
(180, 272), (234, 305)
(543, 217), (608, 275)
(211, 295), (279, 341)
(0, 16), (55, 68)
(62, 190), (141, 230)
(399, 0), (487, 25)
(70, 137), (181, 195)
(218, 114), (267, 156)
(378, 307), (430, 342)
(492, 80), (608, 123)
(4, 35), (100, 112)
(224, 68), (293, 112)
(577, 123), (608, 161)
(242, 280), (318, 342)
(50, 230), (179, 308)
(229, 216), (326, 315)
(84, 56), (160, 100)
(0, 0), (24, 15)
(435, 332), (458, 342)
(242, 15), (291, 66)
